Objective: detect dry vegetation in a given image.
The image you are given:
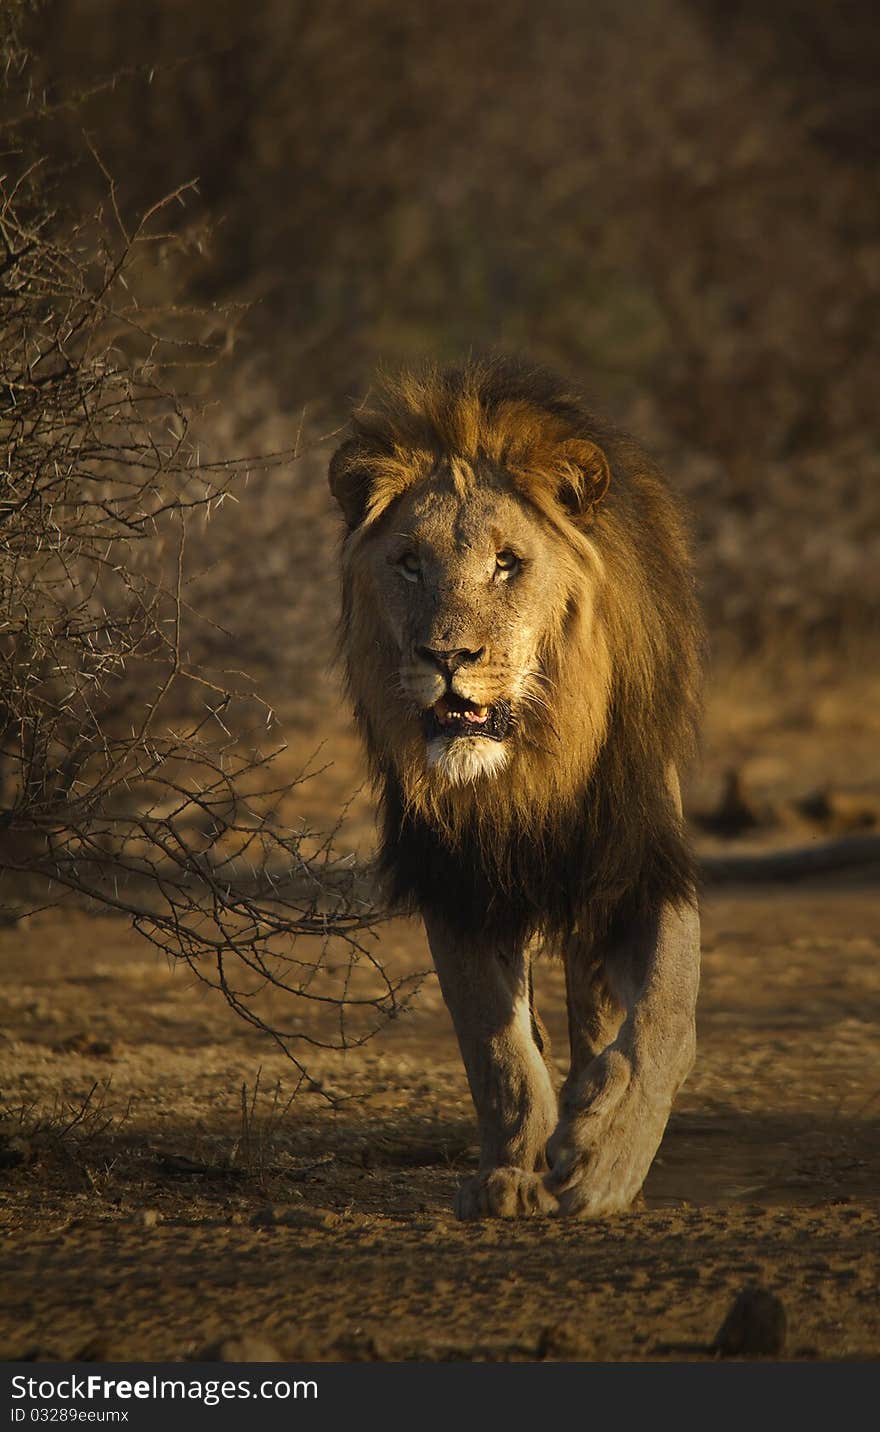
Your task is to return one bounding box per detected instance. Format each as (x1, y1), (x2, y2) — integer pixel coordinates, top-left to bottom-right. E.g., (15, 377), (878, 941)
(0, 4), (419, 1089)
(24, 0), (880, 655)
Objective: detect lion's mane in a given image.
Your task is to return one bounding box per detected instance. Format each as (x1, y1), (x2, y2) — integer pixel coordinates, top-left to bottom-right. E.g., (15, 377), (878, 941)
(332, 357), (703, 949)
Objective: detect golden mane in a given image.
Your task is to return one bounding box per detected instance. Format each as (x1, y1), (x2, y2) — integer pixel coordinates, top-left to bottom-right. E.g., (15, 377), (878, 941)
(330, 361), (611, 533)
(331, 357), (703, 948)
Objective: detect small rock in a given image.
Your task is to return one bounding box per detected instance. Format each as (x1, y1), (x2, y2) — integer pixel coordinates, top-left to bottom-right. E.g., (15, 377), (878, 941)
(536, 1322), (583, 1359)
(332, 1330), (382, 1360)
(53, 1032), (117, 1058)
(713, 1286), (787, 1357)
(794, 787), (877, 834)
(694, 768), (765, 838)
(276, 1206), (342, 1230)
(74, 1337), (110, 1361)
(198, 1334), (284, 1362)
(0, 1135), (30, 1169)
(252, 1204), (341, 1230)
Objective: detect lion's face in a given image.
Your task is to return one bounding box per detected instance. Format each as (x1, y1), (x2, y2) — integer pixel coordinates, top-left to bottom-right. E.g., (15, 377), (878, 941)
(357, 470), (592, 784)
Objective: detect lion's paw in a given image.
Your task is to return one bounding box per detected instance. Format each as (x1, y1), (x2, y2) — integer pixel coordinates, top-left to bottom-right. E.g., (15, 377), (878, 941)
(546, 1048), (673, 1218)
(453, 1167), (559, 1221)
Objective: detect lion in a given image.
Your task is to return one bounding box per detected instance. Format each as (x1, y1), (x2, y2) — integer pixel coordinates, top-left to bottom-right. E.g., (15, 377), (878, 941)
(328, 356), (702, 1219)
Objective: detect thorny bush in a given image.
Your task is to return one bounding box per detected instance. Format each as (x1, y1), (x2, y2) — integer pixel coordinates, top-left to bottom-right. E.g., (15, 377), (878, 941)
(0, 30), (418, 1095)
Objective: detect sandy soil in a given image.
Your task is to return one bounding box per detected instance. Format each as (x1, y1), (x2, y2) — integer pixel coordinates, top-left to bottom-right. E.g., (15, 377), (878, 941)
(1, 869), (878, 1362)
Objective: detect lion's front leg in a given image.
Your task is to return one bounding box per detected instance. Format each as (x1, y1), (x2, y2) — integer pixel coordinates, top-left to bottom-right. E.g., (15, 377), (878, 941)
(423, 913), (559, 1219)
(547, 898), (700, 1217)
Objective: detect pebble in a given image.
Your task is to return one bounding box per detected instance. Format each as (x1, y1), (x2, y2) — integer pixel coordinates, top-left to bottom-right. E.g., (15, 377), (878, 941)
(197, 1334), (285, 1362)
(252, 1204), (342, 1230)
(713, 1286), (787, 1357)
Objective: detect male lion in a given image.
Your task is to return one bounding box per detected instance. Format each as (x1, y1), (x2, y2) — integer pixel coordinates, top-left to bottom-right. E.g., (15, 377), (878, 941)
(329, 357), (702, 1219)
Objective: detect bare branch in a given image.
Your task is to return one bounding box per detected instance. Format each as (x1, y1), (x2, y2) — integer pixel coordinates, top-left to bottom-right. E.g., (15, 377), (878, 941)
(0, 139), (412, 1103)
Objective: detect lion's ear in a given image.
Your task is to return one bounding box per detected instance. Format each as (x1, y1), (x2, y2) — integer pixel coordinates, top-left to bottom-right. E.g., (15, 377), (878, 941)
(556, 438), (611, 522)
(328, 438), (373, 530)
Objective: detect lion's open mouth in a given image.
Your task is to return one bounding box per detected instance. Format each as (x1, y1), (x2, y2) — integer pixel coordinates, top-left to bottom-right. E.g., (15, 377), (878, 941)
(423, 694), (511, 743)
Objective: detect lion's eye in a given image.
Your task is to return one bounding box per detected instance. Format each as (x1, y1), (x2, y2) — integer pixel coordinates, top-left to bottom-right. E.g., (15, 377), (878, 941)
(495, 549), (520, 574)
(398, 551), (421, 579)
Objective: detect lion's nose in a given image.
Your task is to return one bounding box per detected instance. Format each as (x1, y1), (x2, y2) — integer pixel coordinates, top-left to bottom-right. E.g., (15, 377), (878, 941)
(417, 645), (485, 676)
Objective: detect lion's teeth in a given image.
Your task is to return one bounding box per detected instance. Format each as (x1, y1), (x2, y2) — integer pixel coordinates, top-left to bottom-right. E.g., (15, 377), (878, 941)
(435, 701), (490, 726)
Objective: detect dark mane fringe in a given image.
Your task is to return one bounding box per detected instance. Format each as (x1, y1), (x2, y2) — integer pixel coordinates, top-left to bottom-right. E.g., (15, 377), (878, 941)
(335, 355), (703, 953)
(379, 692), (697, 950)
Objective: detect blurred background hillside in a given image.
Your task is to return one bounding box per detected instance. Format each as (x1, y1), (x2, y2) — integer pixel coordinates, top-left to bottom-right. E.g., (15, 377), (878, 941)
(7, 0), (880, 813)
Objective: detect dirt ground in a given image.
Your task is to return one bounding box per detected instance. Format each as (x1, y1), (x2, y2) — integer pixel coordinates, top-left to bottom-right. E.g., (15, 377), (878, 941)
(1, 836), (878, 1361)
(3, 455), (879, 1364)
